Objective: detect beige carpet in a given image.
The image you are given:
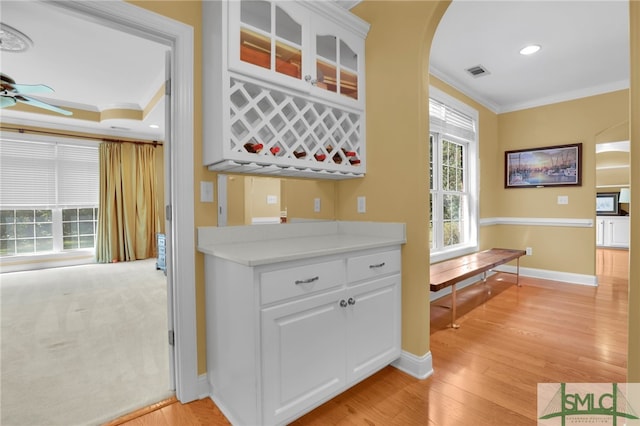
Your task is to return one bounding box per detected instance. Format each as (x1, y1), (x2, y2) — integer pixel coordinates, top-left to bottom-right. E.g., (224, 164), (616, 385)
(1, 259), (173, 426)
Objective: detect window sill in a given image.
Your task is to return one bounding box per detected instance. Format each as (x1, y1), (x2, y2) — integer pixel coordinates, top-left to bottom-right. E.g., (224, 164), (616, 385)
(0, 250), (95, 273)
(430, 244), (478, 264)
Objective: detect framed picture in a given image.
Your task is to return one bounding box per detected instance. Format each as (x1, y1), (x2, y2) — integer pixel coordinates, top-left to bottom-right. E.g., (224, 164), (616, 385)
(505, 143), (582, 188)
(596, 192), (620, 216)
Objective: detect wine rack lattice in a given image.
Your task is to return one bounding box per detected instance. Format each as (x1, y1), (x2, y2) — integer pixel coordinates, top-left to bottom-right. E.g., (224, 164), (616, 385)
(228, 77), (363, 172)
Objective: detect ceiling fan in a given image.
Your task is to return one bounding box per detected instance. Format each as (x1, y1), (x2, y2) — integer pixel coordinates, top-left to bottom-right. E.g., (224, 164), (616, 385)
(1, 73), (72, 116)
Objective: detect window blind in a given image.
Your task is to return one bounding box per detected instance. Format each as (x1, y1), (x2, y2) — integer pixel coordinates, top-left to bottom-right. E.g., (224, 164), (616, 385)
(0, 139), (98, 207)
(429, 98), (476, 141)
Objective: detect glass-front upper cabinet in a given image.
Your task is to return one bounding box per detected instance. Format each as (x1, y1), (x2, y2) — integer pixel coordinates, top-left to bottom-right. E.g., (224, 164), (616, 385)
(310, 15), (365, 107)
(229, 0), (309, 91)
(315, 35), (359, 101)
(228, 0), (367, 108)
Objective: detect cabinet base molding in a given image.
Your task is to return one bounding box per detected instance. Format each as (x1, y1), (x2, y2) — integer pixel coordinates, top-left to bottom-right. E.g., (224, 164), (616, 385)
(391, 351), (433, 380)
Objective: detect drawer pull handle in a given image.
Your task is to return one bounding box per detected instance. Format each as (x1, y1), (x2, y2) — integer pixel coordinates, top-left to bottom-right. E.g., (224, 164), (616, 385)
(369, 262), (386, 269)
(340, 299), (348, 308)
(295, 276), (319, 285)
(348, 297), (356, 306)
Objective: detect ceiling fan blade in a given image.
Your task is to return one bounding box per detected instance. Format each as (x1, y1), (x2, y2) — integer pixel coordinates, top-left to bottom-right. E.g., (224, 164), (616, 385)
(0, 96), (17, 108)
(15, 95), (73, 116)
(9, 83), (55, 94)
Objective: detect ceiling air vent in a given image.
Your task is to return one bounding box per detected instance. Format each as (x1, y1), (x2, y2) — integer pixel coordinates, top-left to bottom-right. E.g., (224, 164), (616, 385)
(466, 65), (490, 78)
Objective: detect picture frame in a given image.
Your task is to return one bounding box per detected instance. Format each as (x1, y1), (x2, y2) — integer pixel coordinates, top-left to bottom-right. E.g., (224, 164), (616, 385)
(596, 192), (620, 216)
(505, 143), (582, 188)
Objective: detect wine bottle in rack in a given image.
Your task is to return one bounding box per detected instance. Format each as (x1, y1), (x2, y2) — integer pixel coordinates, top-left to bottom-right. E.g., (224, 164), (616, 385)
(314, 153), (326, 161)
(270, 146), (280, 155)
(293, 150), (307, 158)
(244, 142), (263, 153)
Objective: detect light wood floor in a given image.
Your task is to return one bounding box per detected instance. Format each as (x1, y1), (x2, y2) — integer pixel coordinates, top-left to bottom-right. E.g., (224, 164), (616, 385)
(111, 248), (629, 426)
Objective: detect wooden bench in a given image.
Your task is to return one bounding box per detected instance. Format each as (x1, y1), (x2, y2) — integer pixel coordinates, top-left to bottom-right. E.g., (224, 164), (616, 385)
(430, 248), (526, 328)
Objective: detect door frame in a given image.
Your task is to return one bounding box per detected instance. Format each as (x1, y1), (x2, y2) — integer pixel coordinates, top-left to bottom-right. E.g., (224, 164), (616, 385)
(49, 0), (198, 403)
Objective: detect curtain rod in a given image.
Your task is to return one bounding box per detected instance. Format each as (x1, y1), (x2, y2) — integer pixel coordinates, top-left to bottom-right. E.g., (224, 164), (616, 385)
(0, 126), (163, 146)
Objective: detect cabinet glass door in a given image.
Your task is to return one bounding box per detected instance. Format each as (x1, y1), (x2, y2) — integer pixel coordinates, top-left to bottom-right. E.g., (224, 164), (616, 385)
(239, 0), (303, 80)
(316, 34), (358, 100)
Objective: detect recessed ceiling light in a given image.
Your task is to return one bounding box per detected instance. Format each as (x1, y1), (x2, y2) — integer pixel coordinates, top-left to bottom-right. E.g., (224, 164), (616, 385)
(520, 44), (541, 55)
(149, 124), (160, 129)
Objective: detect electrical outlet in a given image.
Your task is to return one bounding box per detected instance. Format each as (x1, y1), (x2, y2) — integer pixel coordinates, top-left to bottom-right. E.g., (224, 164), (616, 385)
(526, 247), (533, 256)
(314, 198), (321, 212)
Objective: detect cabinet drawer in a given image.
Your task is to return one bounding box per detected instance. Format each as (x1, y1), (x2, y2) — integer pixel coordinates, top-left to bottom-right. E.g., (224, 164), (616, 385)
(347, 250), (401, 283)
(260, 260), (345, 305)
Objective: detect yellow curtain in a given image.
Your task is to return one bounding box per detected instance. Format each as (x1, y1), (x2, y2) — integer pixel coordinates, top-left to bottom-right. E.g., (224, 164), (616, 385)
(96, 142), (159, 263)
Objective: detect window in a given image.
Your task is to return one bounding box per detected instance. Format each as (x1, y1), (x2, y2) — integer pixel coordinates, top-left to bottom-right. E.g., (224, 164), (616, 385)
(0, 209), (53, 255)
(0, 137), (99, 257)
(429, 87), (479, 262)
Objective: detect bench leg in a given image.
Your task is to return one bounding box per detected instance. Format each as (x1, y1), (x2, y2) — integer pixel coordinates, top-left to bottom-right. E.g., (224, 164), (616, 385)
(451, 284), (460, 329)
(483, 270), (492, 295)
(517, 257), (521, 286)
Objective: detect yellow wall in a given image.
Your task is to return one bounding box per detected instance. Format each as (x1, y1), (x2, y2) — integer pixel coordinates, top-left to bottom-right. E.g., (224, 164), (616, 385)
(226, 175), (246, 226)
(244, 177), (281, 222)
(493, 91), (629, 275)
(343, 0), (449, 356)
(282, 178), (337, 221)
(628, 0), (639, 382)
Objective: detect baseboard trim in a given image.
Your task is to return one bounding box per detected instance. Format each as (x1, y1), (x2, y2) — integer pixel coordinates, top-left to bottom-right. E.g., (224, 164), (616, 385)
(391, 350), (433, 380)
(496, 264), (597, 286)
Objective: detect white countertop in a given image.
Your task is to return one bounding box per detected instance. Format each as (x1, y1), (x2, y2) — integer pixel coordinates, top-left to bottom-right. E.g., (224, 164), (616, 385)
(197, 221), (406, 266)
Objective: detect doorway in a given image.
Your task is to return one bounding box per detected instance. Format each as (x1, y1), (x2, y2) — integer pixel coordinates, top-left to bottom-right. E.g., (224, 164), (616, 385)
(35, 0), (197, 409)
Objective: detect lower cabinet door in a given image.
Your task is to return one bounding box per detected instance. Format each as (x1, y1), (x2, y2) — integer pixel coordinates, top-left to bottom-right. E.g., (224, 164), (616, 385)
(609, 218), (630, 247)
(261, 288), (346, 425)
(346, 275), (401, 383)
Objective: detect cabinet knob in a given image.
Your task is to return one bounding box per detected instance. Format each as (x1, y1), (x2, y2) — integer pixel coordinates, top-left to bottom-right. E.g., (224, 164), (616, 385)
(304, 75), (318, 86)
(340, 299), (348, 308)
(348, 297), (356, 306)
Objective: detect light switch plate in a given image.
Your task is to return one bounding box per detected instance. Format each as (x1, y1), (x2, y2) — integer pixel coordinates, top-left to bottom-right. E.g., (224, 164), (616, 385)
(357, 196), (366, 213)
(314, 198), (321, 212)
(267, 195), (278, 205)
(200, 181), (214, 203)
(557, 195), (569, 205)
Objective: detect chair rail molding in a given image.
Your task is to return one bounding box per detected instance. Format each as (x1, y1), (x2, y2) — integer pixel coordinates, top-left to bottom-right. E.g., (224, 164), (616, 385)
(480, 217), (594, 228)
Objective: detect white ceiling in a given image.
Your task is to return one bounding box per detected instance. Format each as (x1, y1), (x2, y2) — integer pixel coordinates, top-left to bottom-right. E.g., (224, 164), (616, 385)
(0, 0), (631, 141)
(430, 0), (630, 113)
(0, 1), (168, 140)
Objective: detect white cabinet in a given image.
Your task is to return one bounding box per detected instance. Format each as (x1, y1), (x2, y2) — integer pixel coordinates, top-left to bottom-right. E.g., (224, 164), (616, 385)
(204, 247), (401, 425)
(228, 1), (310, 94)
(203, 0), (370, 179)
(596, 216), (630, 248)
(596, 218), (605, 246)
(261, 287), (346, 425)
